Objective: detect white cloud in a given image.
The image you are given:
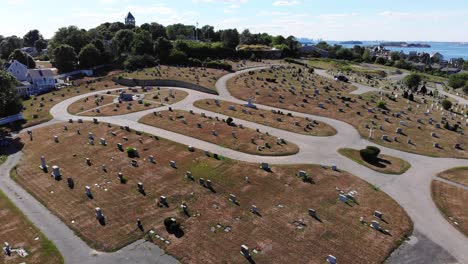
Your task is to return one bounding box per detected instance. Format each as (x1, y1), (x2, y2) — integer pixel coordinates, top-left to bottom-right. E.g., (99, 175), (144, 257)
(272, 1), (299, 6)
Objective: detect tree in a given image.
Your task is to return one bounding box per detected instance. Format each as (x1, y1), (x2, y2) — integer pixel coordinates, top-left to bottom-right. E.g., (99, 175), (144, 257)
(53, 44), (77, 73)
(23, 29), (43, 47)
(92, 39), (105, 53)
(132, 31), (153, 55)
(0, 70), (22, 118)
(220, 29), (239, 49)
(153, 37), (172, 63)
(0, 36), (23, 59)
(200, 25), (215, 42)
(362, 49), (372, 62)
(112, 29), (136, 55)
(403, 73), (421, 90)
(8, 49), (36, 68)
(78, 44), (101, 69)
(49, 26), (89, 55)
(375, 57), (387, 65)
(272, 35), (286, 46)
(166, 24), (195, 40)
(167, 50), (187, 65)
(448, 73), (468, 89)
(441, 99), (452, 110)
(336, 48), (353, 60)
(239, 29), (254, 45)
(123, 54), (156, 71)
(390, 51), (401, 61)
(359, 146), (381, 163)
(34, 39), (48, 53)
(141, 22), (167, 40)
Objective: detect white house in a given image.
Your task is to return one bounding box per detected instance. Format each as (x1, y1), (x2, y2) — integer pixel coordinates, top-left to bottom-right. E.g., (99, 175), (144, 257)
(26, 69), (56, 95)
(5, 60), (28, 82)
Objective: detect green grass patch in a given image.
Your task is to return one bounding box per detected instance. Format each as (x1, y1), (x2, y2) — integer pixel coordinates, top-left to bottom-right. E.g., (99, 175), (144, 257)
(339, 148), (411, 175)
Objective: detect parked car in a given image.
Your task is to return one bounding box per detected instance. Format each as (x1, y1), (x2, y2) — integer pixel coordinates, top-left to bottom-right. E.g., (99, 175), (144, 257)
(334, 75), (349, 82)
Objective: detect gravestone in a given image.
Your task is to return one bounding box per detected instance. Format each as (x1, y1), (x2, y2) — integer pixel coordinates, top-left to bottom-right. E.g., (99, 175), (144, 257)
(260, 163), (270, 171)
(137, 182), (144, 193)
(100, 138), (107, 146)
(240, 245), (250, 258)
(170, 160), (177, 168)
(186, 171), (193, 180)
(85, 186), (92, 198)
(199, 178), (205, 186)
(54, 135), (59, 143)
(370, 220), (380, 230)
(51, 166), (61, 179)
(39, 156), (48, 170)
(308, 208), (317, 217)
(374, 211), (383, 219)
(327, 255), (337, 264)
(396, 128), (403, 134)
(331, 165), (338, 171)
(95, 207), (104, 220)
(229, 194), (237, 203)
(88, 132), (94, 140)
(205, 180), (212, 189)
(338, 194), (348, 203)
(149, 155), (155, 163)
(188, 146), (195, 152)
(86, 158), (91, 166)
(117, 143), (123, 151)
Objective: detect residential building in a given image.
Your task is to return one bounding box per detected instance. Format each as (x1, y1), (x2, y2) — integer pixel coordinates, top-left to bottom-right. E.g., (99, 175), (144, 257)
(125, 12), (135, 26)
(21, 47), (39, 57)
(26, 69), (56, 95)
(5, 60), (28, 81)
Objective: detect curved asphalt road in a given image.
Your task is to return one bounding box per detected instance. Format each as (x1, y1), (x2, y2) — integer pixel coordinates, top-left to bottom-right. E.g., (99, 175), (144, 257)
(1, 66), (467, 264)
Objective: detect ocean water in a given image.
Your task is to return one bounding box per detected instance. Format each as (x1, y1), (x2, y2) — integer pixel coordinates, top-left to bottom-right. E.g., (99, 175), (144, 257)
(325, 41), (468, 60)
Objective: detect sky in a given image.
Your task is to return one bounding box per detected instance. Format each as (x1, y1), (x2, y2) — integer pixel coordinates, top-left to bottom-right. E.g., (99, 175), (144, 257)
(1, 0), (468, 42)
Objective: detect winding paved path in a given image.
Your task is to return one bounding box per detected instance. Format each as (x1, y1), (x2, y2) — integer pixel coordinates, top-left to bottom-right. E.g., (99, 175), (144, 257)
(1, 65), (467, 264)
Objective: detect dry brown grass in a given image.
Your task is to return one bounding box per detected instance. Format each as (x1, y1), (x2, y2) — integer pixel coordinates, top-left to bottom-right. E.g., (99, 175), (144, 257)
(122, 65), (227, 91)
(223, 59), (284, 71)
(228, 65), (467, 158)
(338, 148), (411, 175)
(68, 88), (188, 117)
(437, 167), (468, 186)
(139, 110), (299, 156)
(0, 189), (63, 264)
(15, 122), (412, 263)
(431, 181), (468, 236)
(194, 99), (337, 136)
(20, 78), (122, 128)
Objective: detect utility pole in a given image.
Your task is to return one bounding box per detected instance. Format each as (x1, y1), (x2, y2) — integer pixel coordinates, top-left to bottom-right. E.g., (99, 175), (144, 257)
(195, 22), (199, 41)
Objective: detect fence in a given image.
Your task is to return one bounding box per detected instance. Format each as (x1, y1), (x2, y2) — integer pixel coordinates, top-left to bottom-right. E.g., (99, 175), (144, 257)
(0, 113), (23, 125)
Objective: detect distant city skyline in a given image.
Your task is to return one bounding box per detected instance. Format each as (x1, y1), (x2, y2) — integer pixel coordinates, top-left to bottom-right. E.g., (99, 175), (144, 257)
(1, 0), (468, 42)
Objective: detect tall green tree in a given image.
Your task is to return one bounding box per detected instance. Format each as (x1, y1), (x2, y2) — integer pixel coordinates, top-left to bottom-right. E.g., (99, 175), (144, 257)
(0, 70), (22, 118)
(78, 44), (101, 69)
(132, 31), (153, 55)
(53, 44), (77, 73)
(49, 26), (89, 55)
(112, 29), (136, 56)
(239, 29), (254, 45)
(140, 22), (167, 40)
(220, 29), (239, 49)
(0, 36), (23, 59)
(166, 24), (195, 40)
(34, 39), (48, 53)
(8, 49), (36, 68)
(23, 29), (43, 47)
(154, 37), (172, 63)
(403, 73), (422, 90)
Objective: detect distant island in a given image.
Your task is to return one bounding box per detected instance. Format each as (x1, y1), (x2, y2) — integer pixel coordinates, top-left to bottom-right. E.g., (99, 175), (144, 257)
(340, 41), (363, 44)
(380, 42), (431, 48)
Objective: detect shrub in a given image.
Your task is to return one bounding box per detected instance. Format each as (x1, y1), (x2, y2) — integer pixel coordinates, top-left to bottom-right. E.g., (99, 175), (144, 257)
(360, 146), (381, 163)
(226, 117), (234, 126)
(376, 101), (386, 109)
(205, 60), (232, 71)
(441, 99), (452, 110)
(408, 93), (414, 101)
(126, 147), (138, 158)
(402, 91), (409, 99)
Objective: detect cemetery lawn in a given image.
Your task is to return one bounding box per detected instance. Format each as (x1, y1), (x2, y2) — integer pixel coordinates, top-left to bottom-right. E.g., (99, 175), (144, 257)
(19, 77), (122, 128)
(14, 122), (412, 263)
(139, 110), (300, 156)
(227, 65), (468, 159)
(120, 65), (228, 92)
(194, 99), (337, 136)
(223, 59), (284, 71)
(431, 180), (468, 236)
(437, 167), (468, 186)
(338, 148), (411, 175)
(0, 188), (63, 264)
(68, 88), (188, 117)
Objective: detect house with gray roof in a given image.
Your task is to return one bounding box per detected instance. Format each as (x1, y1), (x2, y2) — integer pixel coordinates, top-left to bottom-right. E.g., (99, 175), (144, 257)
(5, 60), (28, 82)
(26, 69), (56, 95)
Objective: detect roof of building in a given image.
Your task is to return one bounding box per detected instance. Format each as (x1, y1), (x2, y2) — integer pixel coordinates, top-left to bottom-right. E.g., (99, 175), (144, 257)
(126, 12), (135, 19)
(27, 69), (55, 79)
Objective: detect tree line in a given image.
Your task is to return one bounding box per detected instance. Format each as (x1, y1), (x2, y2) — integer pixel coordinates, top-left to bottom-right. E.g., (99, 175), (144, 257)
(0, 22), (300, 73)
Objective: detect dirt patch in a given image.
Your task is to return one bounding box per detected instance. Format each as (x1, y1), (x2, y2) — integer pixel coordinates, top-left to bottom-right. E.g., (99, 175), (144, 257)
(0, 189), (63, 264)
(437, 167), (468, 186)
(121, 65), (227, 91)
(15, 122), (412, 263)
(338, 148), (411, 175)
(139, 110), (299, 156)
(431, 181), (468, 236)
(194, 99), (337, 136)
